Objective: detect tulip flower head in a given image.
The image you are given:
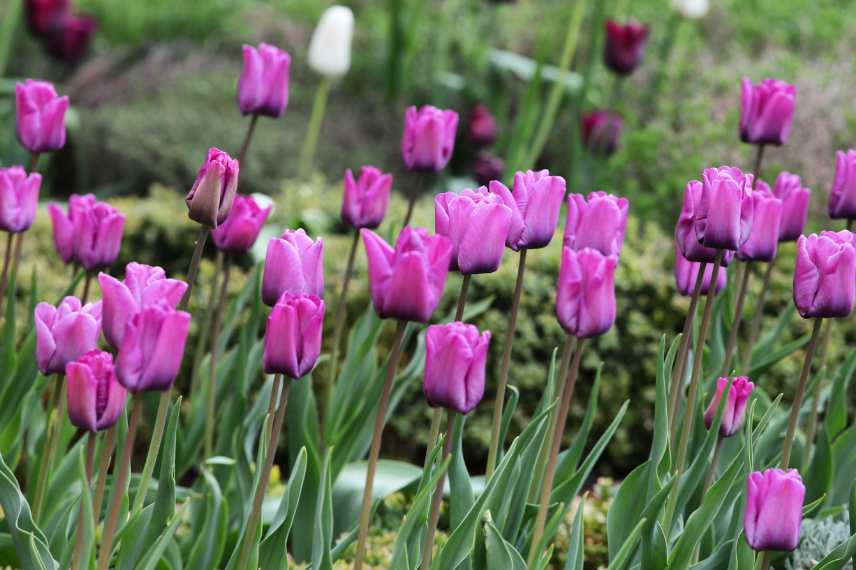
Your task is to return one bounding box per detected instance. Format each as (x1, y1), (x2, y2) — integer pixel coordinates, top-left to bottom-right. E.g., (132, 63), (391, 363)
(603, 19), (650, 76)
(15, 79), (68, 154)
(262, 229), (324, 306)
(489, 170), (567, 251)
(212, 194), (272, 254)
(672, 0), (709, 18)
(0, 166), (41, 233)
(308, 5), (354, 79)
(675, 180), (736, 266)
(361, 226), (452, 322)
(116, 302), (190, 392)
(472, 151), (504, 186)
(564, 192), (629, 257)
(35, 296), (102, 375)
(740, 78), (796, 146)
(237, 43), (291, 118)
(555, 247), (618, 339)
(423, 322), (490, 414)
(773, 172), (810, 241)
(25, 0), (69, 35)
(263, 293), (325, 378)
(827, 149), (856, 220)
(694, 166), (755, 251)
(434, 187), (512, 274)
(185, 148), (239, 228)
(43, 12), (96, 62)
(674, 244), (727, 296)
(737, 180), (782, 262)
(468, 104), (498, 147)
(581, 110), (623, 155)
(744, 469), (805, 551)
(66, 350), (126, 432)
(47, 193), (125, 270)
(703, 376), (754, 437)
(401, 105), (459, 172)
(341, 166), (393, 230)
(793, 231), (856, 319)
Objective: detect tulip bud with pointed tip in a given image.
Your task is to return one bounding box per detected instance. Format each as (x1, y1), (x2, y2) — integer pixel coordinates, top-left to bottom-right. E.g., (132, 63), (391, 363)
(341, 166), (393, 230)
(675, 180), (736, 266)
(115, 303), (190, 392)
(703, 376), (754, 437)
(740, 77), (796, 146)
(827, 150), (856, 220)
(603, 19), (649, 76)
(489, 170), (566, 251)
(15, 79), (68, 153)
(744, 469), (805, 551)
(556, 247), (618, 339)
(793, 231), (856, 319)
(237, 43), (291, 118)
(0, 166), (41, 233)
(694, 166), (754, 251)
(308, 5), (354, 79)
(581, 110), (623, 155)
(263, 293), (325, 378)
(674, 244), (727, 296)
(35, 296), (102, 375)
(564, 192), (629, 257)
(262, 229), (324, 306)
(212, 194), (272, 254)
(66, 350), (126, 432)
(468, 104), (497, 147)
(737, 180), (782, 262)
(423, 323), (490, 414)
(773, 172), (810, 241)
(185, 148), (239, 228)
(401, 105), (459, 172)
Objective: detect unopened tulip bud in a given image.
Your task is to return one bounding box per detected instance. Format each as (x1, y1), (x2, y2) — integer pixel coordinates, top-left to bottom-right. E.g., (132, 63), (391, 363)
(827, 150), (856, 220)
(212, 194), (272, 254)
(472, 151), (504, 186)
(703, 376), (754, 437)
(793, 231), (856, 319)
(0, 166), (41, 233)
(773, 172), (810, 241)
(737, 181), (782, 262)
(555, 247), (618, 338)
(35, 296), (102, 375)
(744, 469), (804, 551)
(43, 13), (96, 62)
(15, 79), (68, 153)
(564, 192), (629, 257)
(237, 43), (291, 118)
(740, 77), (796, 146)
(263, 293), (325, 378)
(66, 350), (126, 432)
(435, 187), (512, 274)
(468, 104), (497, 147)
(308, 5), (354, 79)
(115, 303), (190, 392)
(695, 166), (754, 251)
(423, 323), (490, 414)
(401, 105), (459, 172)
(603, 20), (649, 76)
(489, 170), (566, 251)
(581, 110), (622, 155)
(341, 166), (393, 230)
(185, 148), (239, 228)
(675, 180), (736, 266)
(262, 229), (324, 306)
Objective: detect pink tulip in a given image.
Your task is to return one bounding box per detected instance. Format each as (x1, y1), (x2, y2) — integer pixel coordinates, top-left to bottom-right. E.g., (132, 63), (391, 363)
(341, 166), (393, 230)
(115, 303), (190, 392)
(827, 149), (856, 220)
(236, 43), (291, 118)
(703, 376), (754, 437)
(263, 293), (325, 378)
(47, 193), (125, 270)
(740, 78), (796, 146)
(489, 170), (566, 251)
(423, 322), (490, 414)
(581, 110), (623, 155)
(773, 172), (810, 241)
(35, 296), (102, 375)
(0, 166), (41, 233)
(564, 192), (629, 257)
(674, 244), (727, 296)
(675, 180), (736, 266)
(744, 469), (804, 551)
(694, 166), (754, 251)
(793, 231), (856, 318)
(212, 194), (272, 254)
(262, 229), (324, 306)
(401, 105), (459, 172)
(468, 104), (497, 147)
(737, 180), (782, 262)
(66, 350), (126, 432)
(185, 148), (239, 228)
(555, 247), (618, 339)
(15, 79), (68, 153)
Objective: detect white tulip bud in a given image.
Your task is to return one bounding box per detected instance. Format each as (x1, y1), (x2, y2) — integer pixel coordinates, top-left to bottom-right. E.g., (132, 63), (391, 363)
(308, 6), (354, 79)
(672, 0), (709, 19)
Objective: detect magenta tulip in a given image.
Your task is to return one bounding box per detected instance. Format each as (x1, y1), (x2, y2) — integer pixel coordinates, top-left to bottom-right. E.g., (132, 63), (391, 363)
(555, 247), (618, 339)
(262, 229), (324, 306)
(827, 149), (856, 220)
(423, 322), (490, 414)
(468, 104), (497, 147)
(489, 170), (566, 251)
(0, 166), (41, 233)
(675, 180), (736, 266)
(35, 296), (102, 375)
(564, 192), (629, 257)
(703, 376), (754, 437)
(744, 469), (805, 551)
(43, 12), (96, 62)
(15, 79), (68, 154)
(674, 244), (727, 296)
(185, 148), (239, 228)
(66, 350), (126, 432)
(694, 166), (754, 251)
(581, 110), (622, 155)
(236, 43), (291, 118)
(737, 181), (782, 262)
(25, 0), (68, 35)
(212, 194), (272, 254)
(115, 303), (190, 392)
(773, 172), (810, 241)
(48, 193), (124, 270)
(740, 78), (796, 146)
(263, 293), (324, 378)
(793, 231), (856, 319)
(401, 105), (459, 172)
(603, 19), (649, 76)
(341, 166), (393, 230)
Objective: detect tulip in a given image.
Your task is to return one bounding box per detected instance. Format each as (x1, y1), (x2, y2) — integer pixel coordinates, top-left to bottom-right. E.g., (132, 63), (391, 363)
(185, 148), (239, 228)
(564, 192), (629, 257)
(737, 181), (782, 262)
(793, 231), (856, 319)
(434, 187), (512, 274)
(603, 19), (650, 76)
(66, 350), (126, 432)
(773, 172), (810, 241)
(703, 376), (754, 437)
(262, 229), (324, 306)
(115, 303), (190, 392)
(744, 468), (805, 551)
(489, 170), (566, 251)
(0, 166), (41, 233)
(47, 193), (92, 264)
(401, 105), (459, 172)
(25, 0), (69, 35)
(341, 166), (393, 230)
(740, 78), (796, 146)
(15, 79), (68, 154)
(236, 43), (291, 118)
(672, 0), (709, 18)
(472, 151), (504, 186)
(308, 5), (354, 79)
(43, 12), (96, 62)
(361, 226), (452, 322)
(99, 262), (188, 348)
(48, 193), (125, 270)
(423, 322), (490, 414)
(212, 194), (272, 254)
(674, 244), (727, 296)
(675, 180), (736, 266)
(555, 247), (618, 339)
(35, 296), (102, 375)
(468, 104), (498, 147)
(263, 293), (325, 378)
(581, 110), (622, 155)
(694, 166), (754, 251)
(827, 149), (856, 220)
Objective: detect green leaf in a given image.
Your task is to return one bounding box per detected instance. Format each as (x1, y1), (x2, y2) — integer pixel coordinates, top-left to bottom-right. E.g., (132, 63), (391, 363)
(728, 532), (755, 570)
(826, 351), (856, 439)
(311, 448), (334, 570)
(748, 334), (810, 378)
(562, 496), (585, 570)
(259, 447), (308, 570)
(829, 424), (856, 505)
(135, 504), (186, 570)
(186, 468), (228, 570)
(812, 530), (856, 570)
(607, 460), (648, 563)
(610, 518), (646, 570)
(484, 517), (526, 570)
(807, 426), (832, 504)
(689, 539), (733, 570)
(448, 413), (473, 530)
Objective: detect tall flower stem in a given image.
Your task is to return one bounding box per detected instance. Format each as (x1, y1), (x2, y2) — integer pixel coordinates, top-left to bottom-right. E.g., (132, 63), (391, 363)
(190, 252), (223, 398)
(28, 152), (40, 173)
(668, 262), (707, 435)
(752, 144), (766, 185)
(759, 551), (770, 570)
(742, 257), (775, 372)
(131, 391), (170, 515)
(702, 436), (724, 494)
(421, 411), (457, 570)
(97, 394), (143, 570)
(71, 432), (97, 570)
(527, 338), (585, 568)
(204, 254), (231, 459)
(81, 272), (93, 304)
(781, 318), (824, 467)
(0, 232), (14, 316)
(486, 248), (528, 477)
(32, 374), (65, 521)
(91, 426), (116, 522)
(721, 261), (752, 376)
(403, 195), (417, 227)
(354, 320), (408, 570)
(298, 78), (332, 179)
(180, 227), (210, 311)
(802, 320), (834, 472)
(236, 374), (291, 570)
(237, 114), (259, 167)
(0, 232), (25, 316)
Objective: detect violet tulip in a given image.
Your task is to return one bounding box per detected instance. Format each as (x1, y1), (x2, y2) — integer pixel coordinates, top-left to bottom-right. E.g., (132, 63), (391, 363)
(341, 166), (393, 230)
(581, 110), (623, 155)
(703, 376), (754, 437)
(185, 148), (239, 228)
(473, 151), (504, 186)
(401, 105), (459, 172)
(740, 78), (796, 146)
(361, 226), (452, 322)
(674, 244), (727, 296)
(423, 322), (490, 414)
(468, 104), (497, 147)
(793, 231), (856, 319)
(603, 19), (649, 76)
(694, 166), (754, 251)
(212, 194), (272, 254)
(434, 187), (512, 274)
(15, 79), (68, 154)
(115, 303), (190, 392)
(564, 192), (629, 257)
(489, 170), (566, 251)
(98, 262), (188, 348)
(263, 293), (325, 378)
(675, 180), (736, 266)
(262, 229), (324, 306)
(737, 181), (782, 262)
(66, 350), (126, 432)
(48, 193), (125, 270)
(744, 468), (805, 551)
(236, 43), (291, 118)
(43, 13), (96, 62)
(827, 149), (856, 220)
(35, 296), (102, 375)
(773, 172), (810, 241)
(555, 247), (618, 339)
(25, 0), (68, 35)
(0, 166), (41, 233)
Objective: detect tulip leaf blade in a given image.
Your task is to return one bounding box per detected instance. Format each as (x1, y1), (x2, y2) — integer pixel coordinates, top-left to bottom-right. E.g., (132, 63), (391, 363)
(484, 516), (526, 570)
(186, 468), (229, 570)
(258, 446), (308, 570)
(562, 495), (585, 570)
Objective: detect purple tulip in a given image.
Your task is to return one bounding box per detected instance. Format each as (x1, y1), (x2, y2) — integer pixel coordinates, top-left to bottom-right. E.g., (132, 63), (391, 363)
(581, 110), (623, 155)
(489, 170), (566, 251)
(236, 43), (291, 118)
(262, 229), (324, 307)
(564, 192), (629, 257)
(401, 105), (459, 172)
(43, 12), (96, 62)
(793, 231), (856, 319)
(48, 193), (125, 270)
(423, 322), (490, 414)
(263, 293), (324, 378)
(674, 244), (727, 296)
(773, 172), (810, 241)
(827, 149), (856, 220)
(468, 104), (497, 147)
(115, 303), (190, 392)
(0, 166), (41, 233)
(675, 180), (736, 266)
(361, 226), (452, 322)
(737, 181), (782, 262)
(185, 148), (239, 228)
(434, 187), (512, 274)
(740, 78), (796, 146)
(694, 166), (754, 251)
(35, 296), (102, 375)
(98, 262), (188, 348)
(47, 193), (90, 264)
(472, 151), (504, 186)
(744, 469), (805, 551)
(703, 376), (754, 437)
(555, 247), (618, 339)
(603, 19), (649, 76)
(15, 79), (68, 154)
(25, 0), (69, 35)
(341, 166), (393, 230)
(66, 350), (126, 432)
(212, 194), (272, 254)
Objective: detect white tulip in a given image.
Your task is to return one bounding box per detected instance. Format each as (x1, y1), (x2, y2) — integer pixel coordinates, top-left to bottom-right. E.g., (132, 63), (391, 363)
(308, 5), (354, 79)
(672, 0), (709, 19)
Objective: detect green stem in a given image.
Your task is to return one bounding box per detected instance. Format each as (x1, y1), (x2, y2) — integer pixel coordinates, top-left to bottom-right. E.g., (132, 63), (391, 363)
(91, 426), (116, 524)
(131, 391), (170, 515)
(179, 227), (209, 312)
(421, 412), (457, 570)
(668, 261), (706, 438)
(71, 432), (97, 570)
(204, 255), (231, 459)
(721, 262), (752, 377)
(781, 318), (824, 468)
(403, 194), (417, 228)
(742, 257), (775, 372)
(802, 319), (834, 472)
(32, 374), (65, 522)
(758, 551), (770, 570)
(298, 78), (332, 179)
(237, 114), (259, 168)
(0, 232), (14, 317)
(752, 144), (766, 187)
(81, 272), (93, 305)
(189, 251), (223, 398)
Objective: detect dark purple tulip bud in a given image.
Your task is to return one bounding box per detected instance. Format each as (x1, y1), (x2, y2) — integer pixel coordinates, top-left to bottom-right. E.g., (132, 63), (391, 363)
(0, 166), (41, 233)
(555, 247), (618, 339)
(603, 19), (649, 76)
(674, 244), (726, 296)
(43, 13), (96, 62)
(489, 170), (566, 251)
(35, 296), (102, 375)
(25, 0), (69, 35)
(15, 79), (68, 154)
(66, 350), (126, 432)
(211, 194), (272, 254)
(740, 77), (796, 146)
(237, 43), (291, 118)
(401, 105), (459, 172)
(827, 150), (856, 220)
(472, 151), (504, 186)
(793, 231), (856, 319)
(564, 192), (629, 257)
(744, 469), (805, 551)
(737, 180), (782, 262)
(773, 172), (810, 241)
(423, 322), (490, 414)
(703, 376), (754, 437)
(263, 293), (325, 378)
(341, 166), (393, 230)
(115, 303), (190, 392)
(468, 104), (497, 147)
(694, 166), (754, 251)
(581, 110), (622, 155)
(185, 148), (239, 228)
